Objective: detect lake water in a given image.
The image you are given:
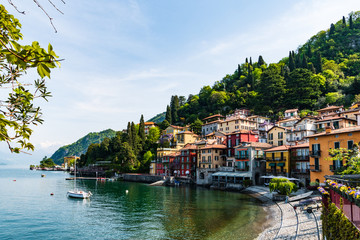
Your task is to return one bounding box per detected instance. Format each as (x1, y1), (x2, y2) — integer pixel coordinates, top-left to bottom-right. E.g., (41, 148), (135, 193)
(0, 168), (267, 240)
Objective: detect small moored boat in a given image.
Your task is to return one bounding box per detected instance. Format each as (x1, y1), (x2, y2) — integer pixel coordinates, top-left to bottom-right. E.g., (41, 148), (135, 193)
(67, 157), (92, 199)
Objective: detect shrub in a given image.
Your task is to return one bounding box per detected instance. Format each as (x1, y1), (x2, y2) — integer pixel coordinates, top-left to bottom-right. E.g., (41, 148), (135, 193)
(269, 178), (298, 196)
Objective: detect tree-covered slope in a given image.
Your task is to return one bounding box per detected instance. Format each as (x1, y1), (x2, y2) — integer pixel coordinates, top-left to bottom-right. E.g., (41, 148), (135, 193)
(51, 129), (116, 165)
(147, 112), (165, 123)
(157, 11), (360, 124)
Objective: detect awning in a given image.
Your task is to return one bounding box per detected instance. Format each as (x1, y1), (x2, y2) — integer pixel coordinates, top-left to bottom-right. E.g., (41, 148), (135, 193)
(269, 163), (276, 167)
(277, 163), (285, 167)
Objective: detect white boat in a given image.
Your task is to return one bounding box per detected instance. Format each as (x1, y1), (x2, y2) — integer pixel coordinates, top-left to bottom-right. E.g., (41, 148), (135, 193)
(67, 190), (92, 199)
(67, 157), (92, 199)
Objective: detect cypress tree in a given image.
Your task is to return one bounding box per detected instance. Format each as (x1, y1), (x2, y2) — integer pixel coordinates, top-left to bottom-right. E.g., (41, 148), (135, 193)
(342, 16), (346, 26)
(237, 64), (242, 78)
(309, 63), (316, 74)
(306, 44), (312, 58)
(315, 52), (323, 73)
(329, 23), (335, 35)
(170, 95), (179, 124)
(249, 57), (253, 66)
(139, 114), (145, 143)
(288, 51), (295, 72)
(130, 121), (137, 150)
(245, 58), (248, 64)
(258, 55), (265, 66)
(301, 55), (308, 69)
(127, 122), (132, 146)
(165, 105), (172, 124)
(295, 53), (301, 68)
(350, 15), (354, 29)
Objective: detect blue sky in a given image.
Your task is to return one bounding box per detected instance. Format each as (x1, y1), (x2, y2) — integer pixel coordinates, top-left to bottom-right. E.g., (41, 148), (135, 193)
(1, 0), (359, 167)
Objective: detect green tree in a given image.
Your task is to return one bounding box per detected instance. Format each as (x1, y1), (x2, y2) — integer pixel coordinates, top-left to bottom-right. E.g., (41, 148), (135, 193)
(40, 156), (55, 168)
(258, 64), (286, 113)
(170, 95), (180, 124)
(327, 144), (360, 174)
(315, 52), (323, 73)
(286, 68), (321, 109)
(147, 127), (161, 144)
(159, 119), (170, 130)
(258, 55), (265, 67)
(165, 105), (172, 124)
(349, 14), (353, 29)
(329, 23), (335, 35)
(0, 5), (60, 153)
(325, 92), (344, 105)
(288, 51), (295, 71)
(269, 178), (298, 196)
(342, 16), (346, 26)
(190, 118), (203, 135)
(138, 114), (145, 143)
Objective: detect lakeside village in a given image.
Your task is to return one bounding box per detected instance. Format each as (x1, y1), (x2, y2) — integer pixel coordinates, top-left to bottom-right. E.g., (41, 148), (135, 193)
(32, 104), (360, 237)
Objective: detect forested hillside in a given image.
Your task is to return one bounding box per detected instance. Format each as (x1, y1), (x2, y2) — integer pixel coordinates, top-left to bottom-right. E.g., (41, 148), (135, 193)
(51, 129), (116, 165)
(161, 11), (360, 125)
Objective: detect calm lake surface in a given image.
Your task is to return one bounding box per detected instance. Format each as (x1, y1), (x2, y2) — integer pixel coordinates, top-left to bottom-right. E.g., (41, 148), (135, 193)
(0, 168), (267, 240)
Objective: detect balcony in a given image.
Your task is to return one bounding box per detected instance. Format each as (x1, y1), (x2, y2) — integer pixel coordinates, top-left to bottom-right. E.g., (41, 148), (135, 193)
(292, 168), (310, 174)
(254, 154), (265, 159)
(329, 165), (343, 172)
(292, 155), (310, 161)
(235, 155), (249, 160)
(310, 151), (321, 157)
(309, 165), (321, 172)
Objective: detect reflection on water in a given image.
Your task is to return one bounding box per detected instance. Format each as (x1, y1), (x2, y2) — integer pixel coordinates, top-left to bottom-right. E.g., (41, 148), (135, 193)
(0, 168), (266, 240)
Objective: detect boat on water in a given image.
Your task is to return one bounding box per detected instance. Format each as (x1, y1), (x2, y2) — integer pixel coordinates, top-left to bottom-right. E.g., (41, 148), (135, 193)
(67, 157), (92, 199)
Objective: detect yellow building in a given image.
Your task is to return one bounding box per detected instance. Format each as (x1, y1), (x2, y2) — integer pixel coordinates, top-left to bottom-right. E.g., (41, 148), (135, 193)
(307, 126), (360, 184)
(198, 144), (227, 169)
(264, 145), (291, 177)
(267, 126), (287, 146)
(164, 125), (185, 136)
(174, 131), (199, 149)
(150, 160), (156, 175)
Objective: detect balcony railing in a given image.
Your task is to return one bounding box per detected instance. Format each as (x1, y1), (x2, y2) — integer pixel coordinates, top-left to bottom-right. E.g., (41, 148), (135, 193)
(254, 154), (265, 159)
(235, 155), (249, 160)
(291, 155), (310, 161)
(292, 168), (310, 174)
(310, 151), (321, 157)
(266, 157), (287, 161)
(309, 164), (321, 172)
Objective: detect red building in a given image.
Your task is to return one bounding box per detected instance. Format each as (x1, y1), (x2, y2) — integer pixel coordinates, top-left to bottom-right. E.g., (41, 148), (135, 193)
(156, 160), (164, 175)
(226, 130), (259, 157)
(179, 144), (197, 178)
(162, 152), (179, 176)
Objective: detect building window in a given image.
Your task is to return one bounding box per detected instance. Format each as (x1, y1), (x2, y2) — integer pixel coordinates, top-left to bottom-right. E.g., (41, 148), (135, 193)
(278, 140), (283, 146)
(208, 156), (211, 162)
(209, 165), (211, 168)
(278, 132), (283, 139)
(348, 133), (353, 136)
(208, 149), (211, 153)
(348, 140), (354, 149)
(269, 133), (273, 140)
(334, 142), (340, 149)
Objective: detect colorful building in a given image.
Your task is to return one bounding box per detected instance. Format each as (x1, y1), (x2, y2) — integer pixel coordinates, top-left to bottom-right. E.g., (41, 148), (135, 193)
(144, 122), (156, 135)
(226, 130), (259, 166)
(289, 142), (310, 186)
(264, 145), (291, 177)
(198, 144), (227, 169)
(286, 117), (317, 145)
(201, 114), (225, 136)
(267, 126), (288, 146)
(307, 126), (360, 184)
(178, 144), (197, 178)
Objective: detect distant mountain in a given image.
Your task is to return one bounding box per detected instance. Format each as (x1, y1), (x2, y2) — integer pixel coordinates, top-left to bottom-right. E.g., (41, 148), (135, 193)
(0, 162), (7, 165)
(148, 112), (165, 123)
(50, 129), (117, 165)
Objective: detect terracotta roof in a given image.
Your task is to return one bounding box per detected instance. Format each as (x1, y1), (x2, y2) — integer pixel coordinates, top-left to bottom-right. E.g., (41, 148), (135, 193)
(235, 142), (273, 148)
(181, 144), (197, 150)
(169, 125), (184, 129)
(144, 122), (156, 125)
(315, 116), (356, 123)
(285, 109), (298, 113)
(225, 130), (258, 135)
(202, 114), (224, 121)
(277, 117), (300, 123)
(202, 119), (223, 125)
(264, 145), (291, 152)
(290, 142), (309, 149)
(307, 125), (360, 138)
(202, 144), (227, 150)
(317, 105), (342, 112)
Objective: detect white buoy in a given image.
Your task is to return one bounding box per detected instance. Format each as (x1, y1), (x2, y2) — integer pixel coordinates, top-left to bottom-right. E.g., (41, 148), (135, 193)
(125, 190), (129, 194)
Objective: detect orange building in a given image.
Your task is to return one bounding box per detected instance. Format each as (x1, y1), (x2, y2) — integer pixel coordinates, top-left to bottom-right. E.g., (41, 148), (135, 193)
(307, 126), (360, 184)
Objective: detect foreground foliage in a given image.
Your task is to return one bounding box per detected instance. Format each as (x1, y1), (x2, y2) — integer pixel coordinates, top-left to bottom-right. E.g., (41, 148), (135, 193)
(0, 5), (60, 152)
(269, 178), (298, 196)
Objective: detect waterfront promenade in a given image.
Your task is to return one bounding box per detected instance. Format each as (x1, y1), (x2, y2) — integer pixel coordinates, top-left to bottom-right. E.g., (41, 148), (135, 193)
(245, 186), (322, 240)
